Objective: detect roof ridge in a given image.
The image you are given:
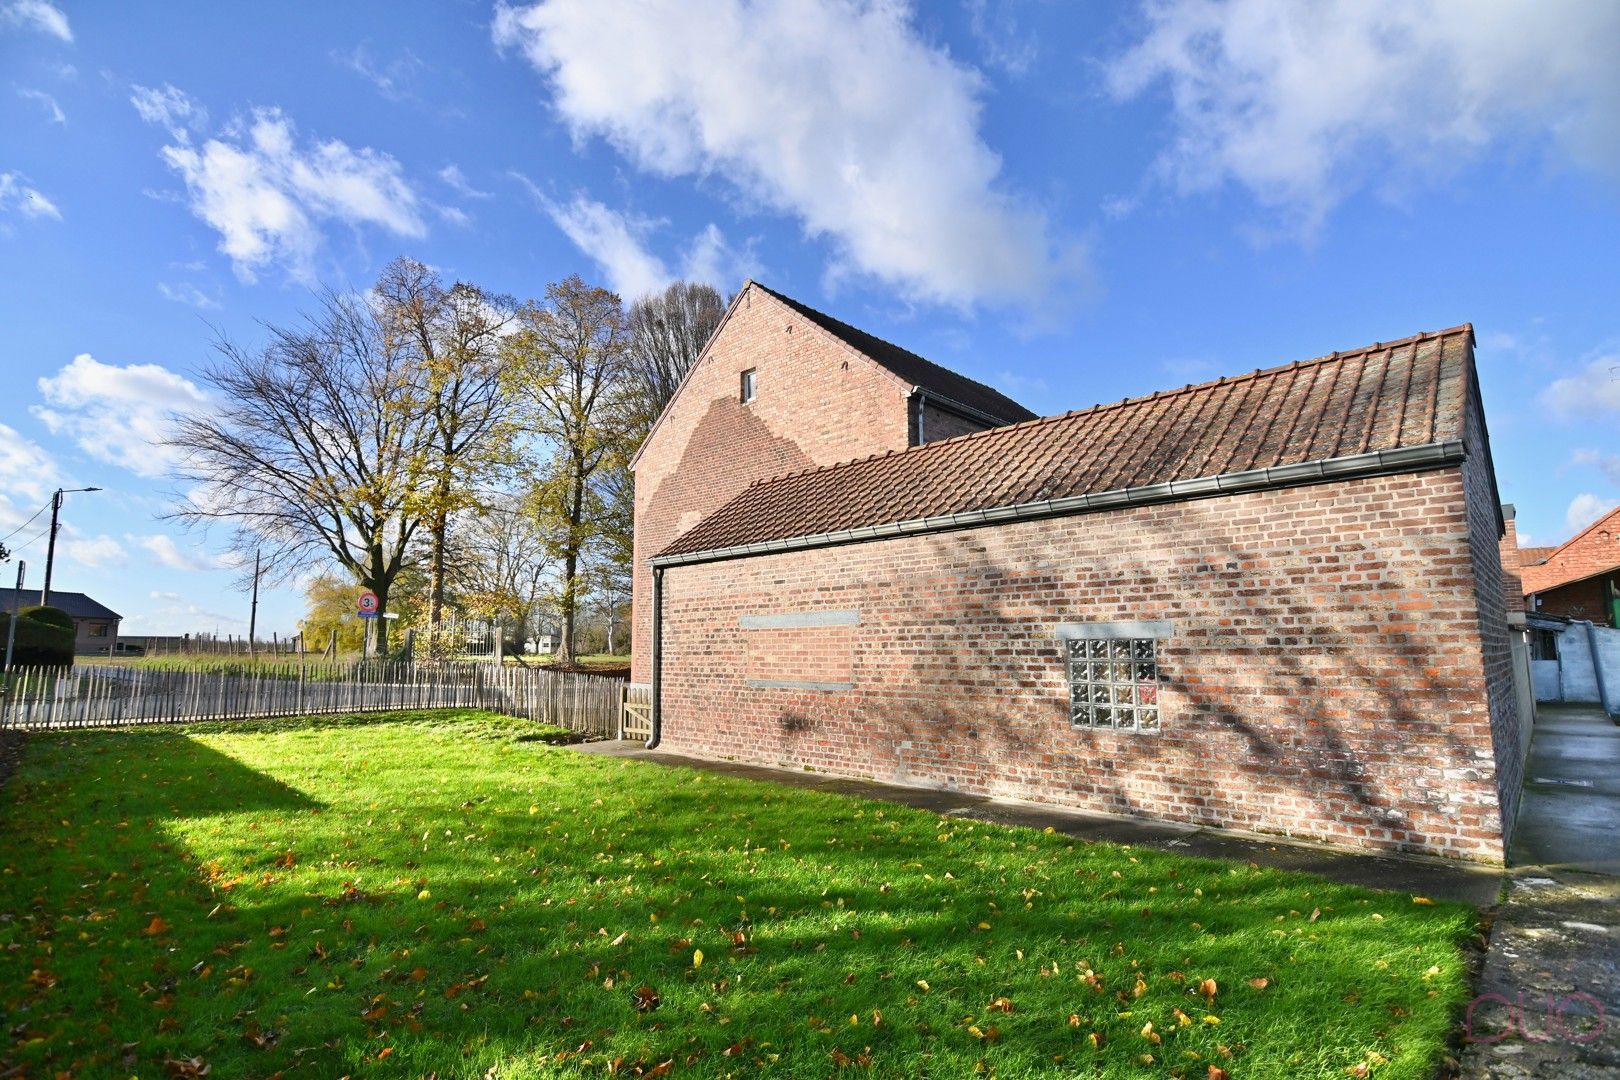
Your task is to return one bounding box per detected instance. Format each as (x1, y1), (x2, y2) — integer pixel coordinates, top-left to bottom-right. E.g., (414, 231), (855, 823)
(740, 323), (1474, 493)
(1540, 501), (1620, 563)
(750, 281), (1036, 422)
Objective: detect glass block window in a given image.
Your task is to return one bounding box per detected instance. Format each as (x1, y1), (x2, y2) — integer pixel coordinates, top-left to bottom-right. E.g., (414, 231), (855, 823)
(1064, 635), (1162, 731)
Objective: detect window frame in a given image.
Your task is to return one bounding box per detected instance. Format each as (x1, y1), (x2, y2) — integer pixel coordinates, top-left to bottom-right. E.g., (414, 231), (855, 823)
(740, 368), (757, 404)
(1056, 620), (1170, 733)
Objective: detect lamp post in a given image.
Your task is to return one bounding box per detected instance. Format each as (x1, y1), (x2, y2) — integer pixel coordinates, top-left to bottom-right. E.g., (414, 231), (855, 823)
(40, 486), (102, 606)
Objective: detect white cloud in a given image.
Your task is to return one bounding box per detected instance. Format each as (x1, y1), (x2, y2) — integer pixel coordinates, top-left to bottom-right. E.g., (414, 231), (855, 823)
(129, 83), (207, 140)
(1, 0), (71, 42)
(140, 99), (427, 283)
(0, 422), (59, 510)
(1572, 449), (1620, 488)
(0, 171), (61, 220)
(542, 194), (674, 301)
(439, 164), (492, 199)
(493, 0), (1068, 308)
(537, 192), (752, 300)
(17, 87), (64, 124)
(336, 44), (425, 102)
(965, 0), (1040, 77)
(132, 533), (231, 572)
(1566, 493), (1616, 535)
(62, 533), (125, 569)
(156, 281), (221, 309)
(1541, 352), (1620, 417)
(33, 353), (210, 479)
(1109, 0), (1620, 233)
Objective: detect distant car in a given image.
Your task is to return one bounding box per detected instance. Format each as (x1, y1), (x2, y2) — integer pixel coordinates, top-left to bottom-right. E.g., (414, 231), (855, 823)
(112, 642), (145, 656)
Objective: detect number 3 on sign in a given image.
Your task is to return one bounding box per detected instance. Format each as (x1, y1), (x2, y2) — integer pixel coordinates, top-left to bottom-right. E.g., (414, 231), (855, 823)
(357, 590), (379, 617)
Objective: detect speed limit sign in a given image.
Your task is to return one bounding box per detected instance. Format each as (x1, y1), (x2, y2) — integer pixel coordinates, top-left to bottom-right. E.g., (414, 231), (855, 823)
(357, 590), (379, 617)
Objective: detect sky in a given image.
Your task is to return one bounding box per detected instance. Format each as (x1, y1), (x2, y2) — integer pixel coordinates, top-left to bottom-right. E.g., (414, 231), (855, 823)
(1, 0), (1618, 640)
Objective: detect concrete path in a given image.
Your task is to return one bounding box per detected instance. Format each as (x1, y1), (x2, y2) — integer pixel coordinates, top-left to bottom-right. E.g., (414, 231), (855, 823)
(1510, 705), (1620, 876)
(1459, 704), (1620, 1078)
(571, 740), (1501, 906)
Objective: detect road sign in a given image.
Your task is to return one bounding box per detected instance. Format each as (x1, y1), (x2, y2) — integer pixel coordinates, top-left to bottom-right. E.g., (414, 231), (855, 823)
(357, 590), (379, 617)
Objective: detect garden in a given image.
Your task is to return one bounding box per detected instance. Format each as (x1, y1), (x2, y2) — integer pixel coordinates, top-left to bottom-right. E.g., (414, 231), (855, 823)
(0, 710), (1477, 1078)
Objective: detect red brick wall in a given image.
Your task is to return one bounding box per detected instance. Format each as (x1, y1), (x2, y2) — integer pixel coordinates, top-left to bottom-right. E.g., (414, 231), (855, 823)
(1498, 512), (1526, 616)
(1458, 402), (1522, 838)
(657, 468), (1511, 862)
(919, 400), (993, 443)
(1521, 508), (1620, 596)
(1535, 574), (1618, 625)
(631, 285), (915, 681)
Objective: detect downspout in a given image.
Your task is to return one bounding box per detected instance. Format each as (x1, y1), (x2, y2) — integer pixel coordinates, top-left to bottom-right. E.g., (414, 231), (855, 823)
(646, 565), (664, 748)
(1585, 620), (1616, 720)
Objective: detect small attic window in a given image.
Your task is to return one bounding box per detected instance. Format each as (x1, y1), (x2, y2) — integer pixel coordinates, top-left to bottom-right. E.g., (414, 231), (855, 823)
(740, 368), (757, 403)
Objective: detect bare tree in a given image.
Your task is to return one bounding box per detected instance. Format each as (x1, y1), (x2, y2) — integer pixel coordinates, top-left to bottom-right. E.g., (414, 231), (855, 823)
(372, 257), (516, 641)
(596, 281), (729, 581)
(625, 281), (728, 430)
(502, 276), (631, 666)
(447, 496), (553, 628)
(168, 288), (432, 655)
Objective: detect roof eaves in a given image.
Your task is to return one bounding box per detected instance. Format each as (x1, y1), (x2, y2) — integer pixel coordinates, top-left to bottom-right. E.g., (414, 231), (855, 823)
(655, 439), (1469, 567)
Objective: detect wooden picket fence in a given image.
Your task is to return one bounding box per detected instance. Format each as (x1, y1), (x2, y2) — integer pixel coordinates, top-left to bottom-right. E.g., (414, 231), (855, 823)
(0, 662), (629, 738)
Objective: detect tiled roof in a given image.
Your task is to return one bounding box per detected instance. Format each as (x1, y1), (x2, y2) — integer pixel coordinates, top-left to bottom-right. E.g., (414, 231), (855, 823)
(1519, 505), (1620, 595)
(0, 588), (122, 620)
(659, 325), (1476, 560)
(753, 283), (1038, 425)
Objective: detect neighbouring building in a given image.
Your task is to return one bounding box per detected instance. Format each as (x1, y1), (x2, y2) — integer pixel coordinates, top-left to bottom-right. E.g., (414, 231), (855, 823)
(0, 588), (122, 655)
(1503, 504), (1620, 626)
(632, 284), (1521, 863)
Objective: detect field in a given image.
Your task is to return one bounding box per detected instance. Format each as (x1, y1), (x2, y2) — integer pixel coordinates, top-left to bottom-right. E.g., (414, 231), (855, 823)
(0, 711), (1476, 1078)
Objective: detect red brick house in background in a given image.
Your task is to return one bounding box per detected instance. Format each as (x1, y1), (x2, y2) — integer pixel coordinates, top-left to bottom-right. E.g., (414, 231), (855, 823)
(632, 285), (1521, 863)
(1499, 504), (1620, 626)
(631, 282), (1036, 683)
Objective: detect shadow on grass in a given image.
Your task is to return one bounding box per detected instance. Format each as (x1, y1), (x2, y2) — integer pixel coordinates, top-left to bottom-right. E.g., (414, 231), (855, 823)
(1, 719), (1475, 1080)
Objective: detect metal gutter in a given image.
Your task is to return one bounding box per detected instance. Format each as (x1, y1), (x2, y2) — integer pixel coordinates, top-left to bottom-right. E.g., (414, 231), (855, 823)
(913, 386), (1027, 434)
(652, 439), (1468, 570)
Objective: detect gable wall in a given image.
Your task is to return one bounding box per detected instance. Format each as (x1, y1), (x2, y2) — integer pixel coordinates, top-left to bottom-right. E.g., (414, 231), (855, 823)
(657, 466), (1509, 862)
(1522, 510), (1620, 596)
(631, 286), (914, 681)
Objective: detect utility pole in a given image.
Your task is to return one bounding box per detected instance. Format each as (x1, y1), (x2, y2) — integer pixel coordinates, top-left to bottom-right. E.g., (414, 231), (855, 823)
(39, 486), (102, 606)
(4, 561), (25, 671)
(247, 549), (261, 657)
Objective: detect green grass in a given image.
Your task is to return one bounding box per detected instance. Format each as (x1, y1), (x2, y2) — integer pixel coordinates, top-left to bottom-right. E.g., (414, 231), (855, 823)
(0, 711), (1476, 1078)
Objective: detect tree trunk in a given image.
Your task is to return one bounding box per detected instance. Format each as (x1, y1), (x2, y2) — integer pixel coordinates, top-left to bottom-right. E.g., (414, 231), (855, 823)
(557, 548), (578, 667)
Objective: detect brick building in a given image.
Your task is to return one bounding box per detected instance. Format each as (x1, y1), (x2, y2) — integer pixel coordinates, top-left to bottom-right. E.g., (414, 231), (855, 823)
(632, 286), (1521, 863)
(1504, 504), (1620, 626)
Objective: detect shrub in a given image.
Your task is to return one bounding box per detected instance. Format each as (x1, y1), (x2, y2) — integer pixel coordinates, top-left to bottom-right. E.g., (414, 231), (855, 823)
(19, 605), (75, 632)
(1, 606), (75, 667)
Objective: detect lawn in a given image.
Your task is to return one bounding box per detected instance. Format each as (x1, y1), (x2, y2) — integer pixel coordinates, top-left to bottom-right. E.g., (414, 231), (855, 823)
(0, 711), (1476, 1078)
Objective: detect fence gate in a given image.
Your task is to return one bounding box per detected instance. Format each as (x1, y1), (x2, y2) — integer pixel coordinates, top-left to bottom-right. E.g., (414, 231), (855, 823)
(620, 682), (652, 740)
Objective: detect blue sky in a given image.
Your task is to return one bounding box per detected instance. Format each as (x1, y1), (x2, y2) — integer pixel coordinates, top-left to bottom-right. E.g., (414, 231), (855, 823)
(1, 0), (1618, 638)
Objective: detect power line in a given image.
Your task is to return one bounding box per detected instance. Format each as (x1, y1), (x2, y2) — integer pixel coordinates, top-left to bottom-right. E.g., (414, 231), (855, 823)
(0, 500), (50, 546)
(7, 521), (54, 558)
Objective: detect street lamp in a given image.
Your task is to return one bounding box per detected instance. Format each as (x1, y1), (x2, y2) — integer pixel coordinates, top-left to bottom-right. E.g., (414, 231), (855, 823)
(40, 486), (102, 606)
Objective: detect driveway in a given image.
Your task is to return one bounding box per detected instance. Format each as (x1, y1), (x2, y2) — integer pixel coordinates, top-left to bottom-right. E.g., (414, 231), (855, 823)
(1460, 704), (1620, 1078)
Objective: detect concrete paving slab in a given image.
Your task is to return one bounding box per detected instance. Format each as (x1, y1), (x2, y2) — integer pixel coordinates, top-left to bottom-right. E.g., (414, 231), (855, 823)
(1511, 705), (1620, 876)
(568, 740), (1502, 906)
